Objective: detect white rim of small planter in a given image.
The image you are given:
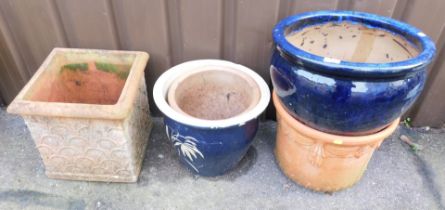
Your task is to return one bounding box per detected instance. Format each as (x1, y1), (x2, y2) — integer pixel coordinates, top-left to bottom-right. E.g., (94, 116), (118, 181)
(153, 59), (270, 128)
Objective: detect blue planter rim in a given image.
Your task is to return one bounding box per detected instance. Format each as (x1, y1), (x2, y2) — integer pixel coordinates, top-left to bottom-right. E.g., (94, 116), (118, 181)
(273, 10), (436, 78)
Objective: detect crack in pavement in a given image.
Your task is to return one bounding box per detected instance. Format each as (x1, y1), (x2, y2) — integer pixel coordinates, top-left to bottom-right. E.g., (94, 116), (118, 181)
(402, 143), (445, 210)
(0, 189), (86, 210)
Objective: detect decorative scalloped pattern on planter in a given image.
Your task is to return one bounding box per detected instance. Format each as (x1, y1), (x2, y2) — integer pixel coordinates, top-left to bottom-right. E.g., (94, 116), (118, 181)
(7, 48), (151, 182)
(24, 78), (151, 182)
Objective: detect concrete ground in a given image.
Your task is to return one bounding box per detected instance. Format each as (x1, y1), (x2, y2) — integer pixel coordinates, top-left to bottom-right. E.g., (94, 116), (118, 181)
(0, 107), (444, 210)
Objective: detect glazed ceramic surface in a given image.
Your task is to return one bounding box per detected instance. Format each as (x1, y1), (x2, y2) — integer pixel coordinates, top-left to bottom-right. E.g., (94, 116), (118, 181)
(153, 60), (270, 176)
(7, 48), (152, 182)
(273, 91), (399, 192)
(164, 116), (258, 176)
(271, 11), (436, 135)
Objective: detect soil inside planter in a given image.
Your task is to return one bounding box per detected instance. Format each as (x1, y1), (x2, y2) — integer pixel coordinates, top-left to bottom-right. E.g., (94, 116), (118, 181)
(168, 70), (260, 120)
(30, 61), (131, 105)
(286, 21), (420, 63)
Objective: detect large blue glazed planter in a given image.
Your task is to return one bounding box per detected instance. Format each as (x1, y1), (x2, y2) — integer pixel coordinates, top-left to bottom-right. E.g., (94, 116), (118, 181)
(271, 10), (436, 135)
(153, 60), (270, 176)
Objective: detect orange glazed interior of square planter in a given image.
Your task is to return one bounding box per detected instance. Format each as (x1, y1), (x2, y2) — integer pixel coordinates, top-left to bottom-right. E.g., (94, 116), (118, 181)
(29, 61), (131, 105)
(167, 68), (261, 120)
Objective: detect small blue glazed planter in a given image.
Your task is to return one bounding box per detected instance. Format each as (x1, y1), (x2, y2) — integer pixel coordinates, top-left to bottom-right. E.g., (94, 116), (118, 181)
(271, 10), (436, 135)
(153, 60), (270, 176)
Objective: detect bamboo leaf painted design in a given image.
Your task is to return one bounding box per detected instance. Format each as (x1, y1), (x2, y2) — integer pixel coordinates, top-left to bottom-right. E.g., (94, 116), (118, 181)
(165, 126), (204, 172)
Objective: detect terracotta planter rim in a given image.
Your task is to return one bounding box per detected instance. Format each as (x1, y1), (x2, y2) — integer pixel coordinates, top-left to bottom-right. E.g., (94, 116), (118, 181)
(167, 66), (261, 120)
(7, 48), (149, 120)
(153, 59), (270, 128)
(273, 91), (399, 146)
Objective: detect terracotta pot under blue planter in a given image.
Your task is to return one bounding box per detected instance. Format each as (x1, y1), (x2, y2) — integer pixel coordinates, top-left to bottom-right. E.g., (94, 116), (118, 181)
(271, 10), (436, 135)
(153, 60), (270, 176)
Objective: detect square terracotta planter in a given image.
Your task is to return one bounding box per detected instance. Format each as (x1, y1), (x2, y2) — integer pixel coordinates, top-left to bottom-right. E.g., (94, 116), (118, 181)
(7, 48), (152, 182)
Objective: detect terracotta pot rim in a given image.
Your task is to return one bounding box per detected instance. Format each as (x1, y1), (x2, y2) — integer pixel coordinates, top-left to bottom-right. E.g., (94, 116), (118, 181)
(167, 66), (261, 120)
(153, 60), (270, 128)
(273, 91), (399, 145)
(7, 48), (149, 120)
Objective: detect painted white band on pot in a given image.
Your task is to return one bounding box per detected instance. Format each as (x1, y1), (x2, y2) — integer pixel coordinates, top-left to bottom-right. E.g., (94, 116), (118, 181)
(153, 59), (271, 128)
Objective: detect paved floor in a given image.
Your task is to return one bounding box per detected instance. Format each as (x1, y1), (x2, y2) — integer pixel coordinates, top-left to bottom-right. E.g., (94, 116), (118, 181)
(0, 107), (444, 210)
